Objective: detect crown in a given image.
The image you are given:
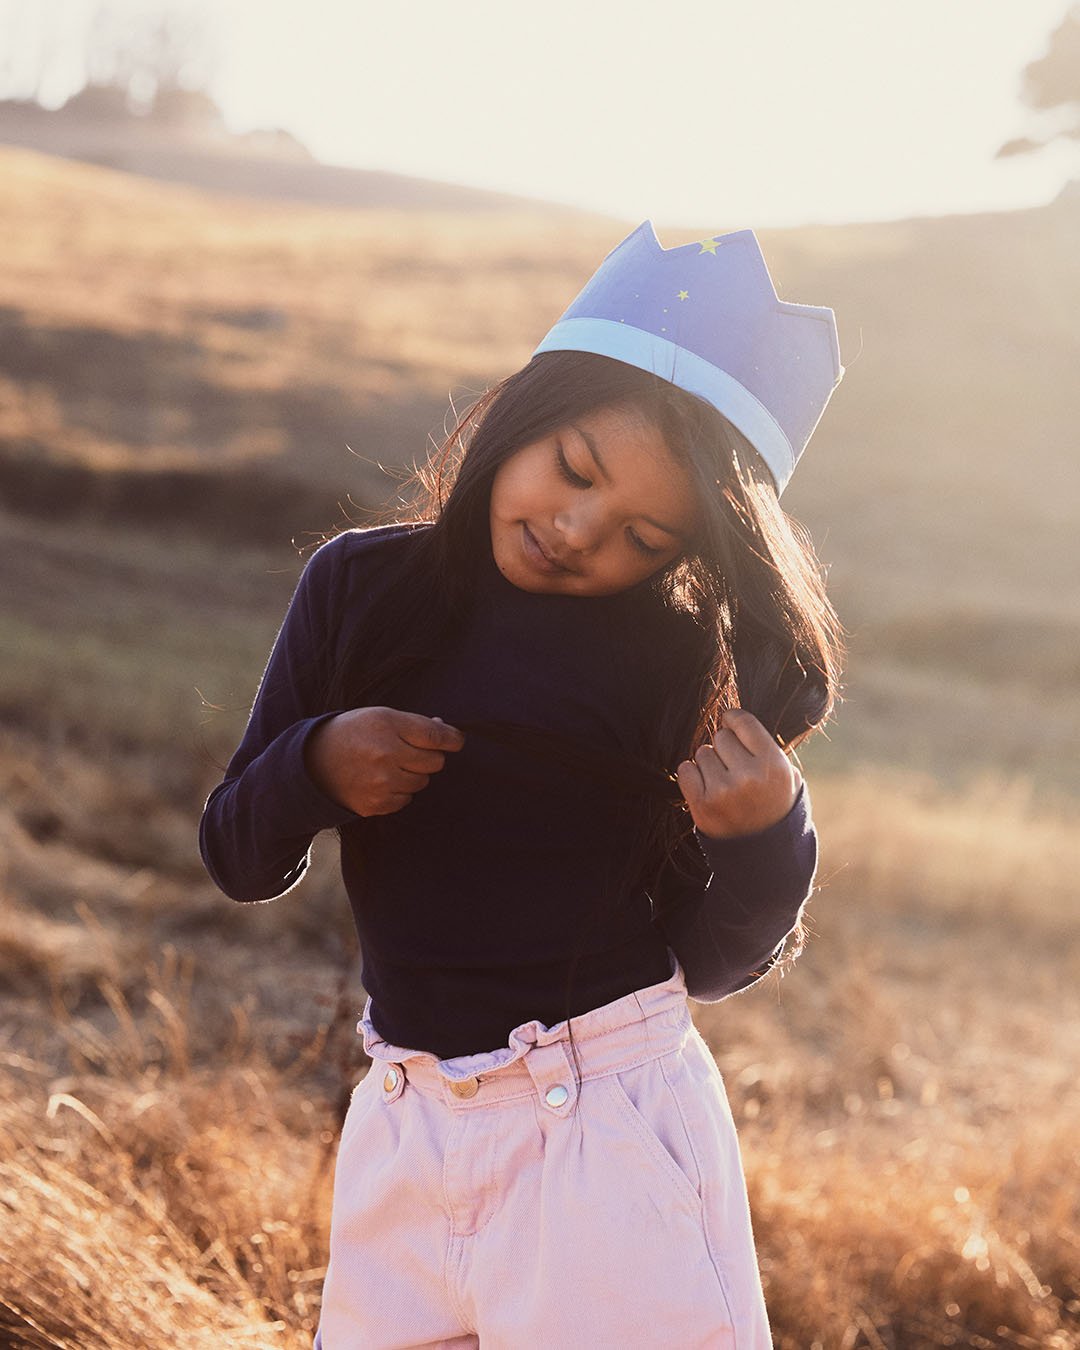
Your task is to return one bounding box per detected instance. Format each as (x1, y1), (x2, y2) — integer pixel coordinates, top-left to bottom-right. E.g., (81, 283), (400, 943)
(533, 220), (844, 494)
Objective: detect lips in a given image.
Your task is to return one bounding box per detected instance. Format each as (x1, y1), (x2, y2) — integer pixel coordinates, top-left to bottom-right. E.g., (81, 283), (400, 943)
(521, 523), (573, 574)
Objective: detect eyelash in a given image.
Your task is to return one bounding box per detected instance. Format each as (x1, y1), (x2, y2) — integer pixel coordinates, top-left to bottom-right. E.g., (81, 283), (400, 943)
(555, 444), (663, 557)
(629, 532), (664, 556)
(556, 444), (591, 489)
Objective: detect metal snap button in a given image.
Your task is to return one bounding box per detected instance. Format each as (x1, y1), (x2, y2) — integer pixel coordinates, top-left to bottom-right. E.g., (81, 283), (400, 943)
(382, 1067), (399, 1093)
(450, 1076), (480, 1098)
(545, 1084), (569, 1108)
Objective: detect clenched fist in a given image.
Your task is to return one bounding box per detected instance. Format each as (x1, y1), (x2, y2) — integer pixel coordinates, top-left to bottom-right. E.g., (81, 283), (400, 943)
(676, 707), (802, 840)
(304, 706), (465, 817)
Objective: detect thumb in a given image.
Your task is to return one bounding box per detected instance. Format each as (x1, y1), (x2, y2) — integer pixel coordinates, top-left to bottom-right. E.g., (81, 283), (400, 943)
(437, 718), (466, 751)
(393, 709), (464, 751)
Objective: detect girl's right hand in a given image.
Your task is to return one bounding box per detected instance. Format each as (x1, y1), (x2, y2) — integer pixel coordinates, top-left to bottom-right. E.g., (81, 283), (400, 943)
(303, 707), (465, 817)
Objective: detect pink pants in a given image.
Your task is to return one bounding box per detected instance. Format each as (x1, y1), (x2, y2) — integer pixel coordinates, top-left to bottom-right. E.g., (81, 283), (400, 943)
(314, 956), (772, 1348)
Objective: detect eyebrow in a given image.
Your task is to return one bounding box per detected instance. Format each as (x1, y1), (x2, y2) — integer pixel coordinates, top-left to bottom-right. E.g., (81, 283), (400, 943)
(569, 423), (685, 540)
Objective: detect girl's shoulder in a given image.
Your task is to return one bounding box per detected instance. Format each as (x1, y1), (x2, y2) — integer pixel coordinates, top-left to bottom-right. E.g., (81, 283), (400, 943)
(294, 522), (431, 625)
(304, 520), (431, 583)
(312, 520), (431, 565)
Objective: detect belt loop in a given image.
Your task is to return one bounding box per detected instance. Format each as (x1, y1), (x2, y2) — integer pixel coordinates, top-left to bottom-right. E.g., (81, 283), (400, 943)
(632, 990), (653, 1053)
(523, 1040), (579, 1117)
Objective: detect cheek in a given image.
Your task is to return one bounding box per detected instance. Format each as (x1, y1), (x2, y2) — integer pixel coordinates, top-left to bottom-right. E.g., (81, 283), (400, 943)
(489, 468), (519, 525)
(596, 547), (668, 591)
(492, 457), (555, 520)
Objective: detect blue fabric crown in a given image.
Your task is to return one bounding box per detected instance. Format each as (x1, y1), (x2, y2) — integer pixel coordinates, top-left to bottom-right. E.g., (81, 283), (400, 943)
(533, 221), (844, 494)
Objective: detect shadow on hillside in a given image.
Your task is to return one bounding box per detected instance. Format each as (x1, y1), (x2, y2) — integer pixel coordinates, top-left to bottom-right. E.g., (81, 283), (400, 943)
(0, 306), (427, 542)
(0, 453), (359, 546)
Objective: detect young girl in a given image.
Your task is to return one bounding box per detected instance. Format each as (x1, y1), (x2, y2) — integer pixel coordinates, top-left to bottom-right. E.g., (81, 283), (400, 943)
(200, 220), (845, 1349)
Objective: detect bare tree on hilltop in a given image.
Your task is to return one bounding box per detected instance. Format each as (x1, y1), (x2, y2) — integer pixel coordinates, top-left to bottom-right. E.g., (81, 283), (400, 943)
(997, 2), (1080, 162)
(0, 0), (222, 128)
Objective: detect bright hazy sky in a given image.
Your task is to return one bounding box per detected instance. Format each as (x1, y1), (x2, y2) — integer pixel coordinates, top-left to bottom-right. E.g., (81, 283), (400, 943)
(7, 0), (1080, 228)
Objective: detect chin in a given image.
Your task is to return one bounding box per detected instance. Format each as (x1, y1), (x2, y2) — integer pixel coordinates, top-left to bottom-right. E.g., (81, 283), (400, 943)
(500, 562), (567, 594)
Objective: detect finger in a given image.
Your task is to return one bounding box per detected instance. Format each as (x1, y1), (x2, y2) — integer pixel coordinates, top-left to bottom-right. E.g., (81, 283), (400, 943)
(691, 743), (729, 792)
(398, 748), (447, 775)
(717, 707), (774, 756)
(709, 727), (754, 771)
(395, 712), (466, 752)
(676, 757), (706, 804)
(392, 769), (431, 791)
(693, 742), (727, 772)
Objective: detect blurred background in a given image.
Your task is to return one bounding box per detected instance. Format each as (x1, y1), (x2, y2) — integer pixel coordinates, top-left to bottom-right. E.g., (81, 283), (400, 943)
(1, 2), (1078, 1346)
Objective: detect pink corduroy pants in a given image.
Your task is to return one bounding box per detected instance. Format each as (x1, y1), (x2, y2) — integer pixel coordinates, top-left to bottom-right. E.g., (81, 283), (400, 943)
(313, 955), (772, 1349)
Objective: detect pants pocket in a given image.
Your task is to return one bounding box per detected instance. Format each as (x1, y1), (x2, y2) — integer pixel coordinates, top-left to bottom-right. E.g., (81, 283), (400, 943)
(602, 1055), (704, 1216)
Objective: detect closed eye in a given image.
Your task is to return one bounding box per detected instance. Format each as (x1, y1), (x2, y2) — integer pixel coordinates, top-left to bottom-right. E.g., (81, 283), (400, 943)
(627, 529), (664, 556)
(556, 444), (592, 489)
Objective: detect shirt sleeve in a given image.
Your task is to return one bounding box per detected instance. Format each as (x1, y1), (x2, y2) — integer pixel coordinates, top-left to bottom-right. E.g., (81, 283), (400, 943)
(650, 779), (818, 1001)
(198, 534), (359, 902)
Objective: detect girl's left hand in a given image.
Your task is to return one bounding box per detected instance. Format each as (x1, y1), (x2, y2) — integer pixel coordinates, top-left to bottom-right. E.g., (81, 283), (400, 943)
(676, 708), (803, 841)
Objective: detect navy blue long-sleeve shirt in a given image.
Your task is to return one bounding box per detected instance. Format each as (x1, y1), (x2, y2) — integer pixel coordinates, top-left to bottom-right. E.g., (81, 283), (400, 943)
(199, 524), (818, 1059)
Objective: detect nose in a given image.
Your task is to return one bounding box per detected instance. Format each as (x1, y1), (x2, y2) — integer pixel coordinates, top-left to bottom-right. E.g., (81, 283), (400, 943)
(553, 500), (604, 554)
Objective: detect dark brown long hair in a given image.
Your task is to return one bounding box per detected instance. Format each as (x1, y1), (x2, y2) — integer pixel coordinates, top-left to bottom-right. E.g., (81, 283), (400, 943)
(322, 350), (844, 1071)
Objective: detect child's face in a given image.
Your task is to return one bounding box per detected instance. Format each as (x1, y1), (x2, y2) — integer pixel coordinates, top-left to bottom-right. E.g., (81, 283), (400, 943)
(489, 404), (701, 596)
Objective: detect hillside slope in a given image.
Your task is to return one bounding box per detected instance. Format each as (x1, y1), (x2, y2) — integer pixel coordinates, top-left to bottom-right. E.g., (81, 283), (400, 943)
(2, 144), (1078, 605)
(0, 98), (585, 215)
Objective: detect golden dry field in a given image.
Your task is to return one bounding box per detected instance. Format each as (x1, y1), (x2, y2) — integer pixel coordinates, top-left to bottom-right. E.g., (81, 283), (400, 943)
(1, 142), (1078, 1347)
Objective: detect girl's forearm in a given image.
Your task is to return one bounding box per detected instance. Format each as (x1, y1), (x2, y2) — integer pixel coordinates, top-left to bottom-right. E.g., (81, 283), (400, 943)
(199, 713), (356, 902)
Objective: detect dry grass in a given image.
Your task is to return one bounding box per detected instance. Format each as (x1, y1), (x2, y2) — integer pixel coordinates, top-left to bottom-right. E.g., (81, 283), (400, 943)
(1, 733), (1077, 1347)
(702, 772), (1080, 1347)
(1, 976), (335, 1348)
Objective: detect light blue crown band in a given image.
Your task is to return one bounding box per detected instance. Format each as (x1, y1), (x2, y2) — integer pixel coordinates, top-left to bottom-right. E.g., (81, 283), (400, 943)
(534, 317), (796, 491)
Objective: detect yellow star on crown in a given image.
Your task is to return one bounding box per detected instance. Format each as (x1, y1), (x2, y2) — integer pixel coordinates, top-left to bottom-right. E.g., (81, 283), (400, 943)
(677, 290), (689, 300)
(698, 238), (720, 255)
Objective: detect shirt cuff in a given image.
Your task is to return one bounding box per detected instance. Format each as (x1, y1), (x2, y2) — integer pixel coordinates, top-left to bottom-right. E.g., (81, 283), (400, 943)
(692, 780), (817, 922)
(274, 712), (360, 832)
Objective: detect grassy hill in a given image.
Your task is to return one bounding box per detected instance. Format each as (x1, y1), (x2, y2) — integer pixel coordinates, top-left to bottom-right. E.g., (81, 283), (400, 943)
(1, 145), (1078, 1346)
(3, 141), (1078, 612)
